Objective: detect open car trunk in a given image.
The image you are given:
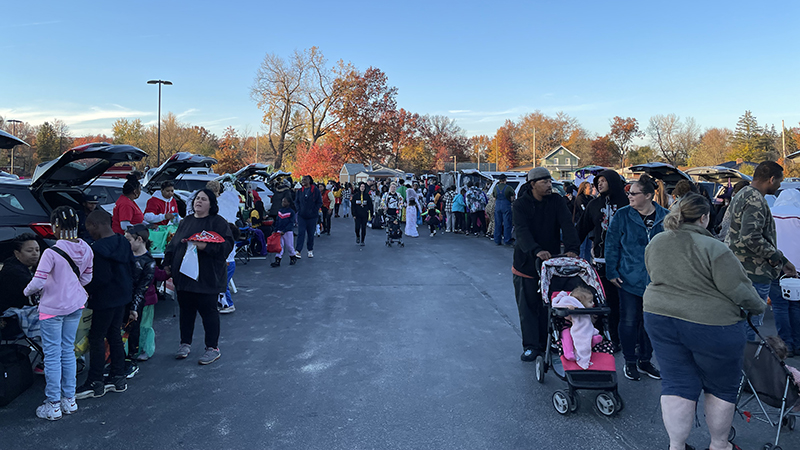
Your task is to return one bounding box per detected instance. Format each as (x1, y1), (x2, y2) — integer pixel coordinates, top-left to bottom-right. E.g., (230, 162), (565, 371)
(143, 152), (217, 193)
(627, 162), (691, 190)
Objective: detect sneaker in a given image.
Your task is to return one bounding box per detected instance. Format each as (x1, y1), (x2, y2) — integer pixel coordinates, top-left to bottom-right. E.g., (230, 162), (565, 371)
(60, 396), (77, 415)
(124, 361), (139, 379)
(637, 361), (662, 380)
(175, 343), (191, 359)
(307, 251), (314, 258)
(294, 251), (302, 259)
(360, 242), (365, 246)
(75, 380), (106, 399)
(104, 375), (127, 393)
(219, 305), (236, 314)
(624, 362), (640, 381)
(433, 230), (437, 235)
(135, 352), (150, 362)
(34, 362), (44, 375)
(198, 347), (221, 365)
(430, 232), (434, 237)
(289, 256), (297, 265)
(520, 349), (537, 362)
(36, 401), (62, 421)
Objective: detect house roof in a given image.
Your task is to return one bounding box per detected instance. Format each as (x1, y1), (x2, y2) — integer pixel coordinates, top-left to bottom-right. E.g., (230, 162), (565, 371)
(342, 163), (367, 174)
(541, 145), (579, 161)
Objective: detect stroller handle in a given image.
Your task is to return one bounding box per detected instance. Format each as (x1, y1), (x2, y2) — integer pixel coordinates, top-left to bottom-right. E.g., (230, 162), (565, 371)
(535, 254), (581, 273)
(552, 306), (611, 318)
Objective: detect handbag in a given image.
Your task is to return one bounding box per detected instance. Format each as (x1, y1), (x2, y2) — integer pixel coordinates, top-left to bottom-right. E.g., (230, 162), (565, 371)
(267, 232), (282, 254)
(0, 344), (34, 407)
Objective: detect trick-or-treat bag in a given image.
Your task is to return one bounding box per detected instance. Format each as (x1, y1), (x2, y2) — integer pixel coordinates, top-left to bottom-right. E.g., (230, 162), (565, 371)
(267, 232), (282, 254)
(180, 242), (200, 280)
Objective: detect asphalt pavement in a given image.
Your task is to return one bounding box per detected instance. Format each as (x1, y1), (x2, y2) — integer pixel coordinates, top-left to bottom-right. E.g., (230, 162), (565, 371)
(1, 216), (799, 450)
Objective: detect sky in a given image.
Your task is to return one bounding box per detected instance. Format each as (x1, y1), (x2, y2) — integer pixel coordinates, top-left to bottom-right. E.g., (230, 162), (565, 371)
(2, 0), (799, 141)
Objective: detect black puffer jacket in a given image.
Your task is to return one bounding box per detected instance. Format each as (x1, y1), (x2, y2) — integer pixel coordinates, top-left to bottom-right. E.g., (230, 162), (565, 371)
(269, 184), (295, 217)
(512, 183), (580, 278)
(0, 257), (35, 312)
(131, 252), (156, 311)
(576, 169), (629, 263)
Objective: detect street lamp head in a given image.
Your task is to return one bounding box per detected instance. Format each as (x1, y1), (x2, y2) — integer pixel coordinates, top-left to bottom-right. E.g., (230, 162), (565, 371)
(147, 80), (159, 84)
(163, 81), (173, 86)
(147, 80), (173, 85)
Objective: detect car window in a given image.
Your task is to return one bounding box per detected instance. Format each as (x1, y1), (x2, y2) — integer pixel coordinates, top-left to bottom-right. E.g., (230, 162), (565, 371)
(174, 179), (212, 192)
(82, 186), (113, 205)
(0, 193), (24, 211)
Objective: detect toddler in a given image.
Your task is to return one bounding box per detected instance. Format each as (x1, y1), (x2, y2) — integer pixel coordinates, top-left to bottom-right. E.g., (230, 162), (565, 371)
(552, 287), (601, 369)
(24, 206), (93, 420)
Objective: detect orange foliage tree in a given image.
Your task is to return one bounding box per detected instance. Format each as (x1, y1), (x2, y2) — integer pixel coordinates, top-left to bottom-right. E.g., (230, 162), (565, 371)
(72, 134), (113, 147)
(214, 127), (244, 174)
(292, 142), (343, 182)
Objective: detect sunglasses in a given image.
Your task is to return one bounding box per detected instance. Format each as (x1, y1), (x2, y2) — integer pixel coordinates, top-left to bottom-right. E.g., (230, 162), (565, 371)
(626, 191), (644, 196)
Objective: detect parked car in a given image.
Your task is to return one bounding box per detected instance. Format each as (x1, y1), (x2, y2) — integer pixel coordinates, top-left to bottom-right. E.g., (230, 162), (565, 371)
(142, 152), (218, 215)
(0, 142), (146, 261)
(217, 163), (274, 212)
(628, 162), (691, 192)
(685, 166), (753, 202)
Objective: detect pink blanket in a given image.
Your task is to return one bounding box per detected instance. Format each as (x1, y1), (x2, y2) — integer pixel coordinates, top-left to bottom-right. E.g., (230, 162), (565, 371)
(553, 291), (600, 369)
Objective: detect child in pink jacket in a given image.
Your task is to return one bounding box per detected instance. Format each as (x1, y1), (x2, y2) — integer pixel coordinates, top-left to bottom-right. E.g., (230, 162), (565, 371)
(24, 207), (93, 421)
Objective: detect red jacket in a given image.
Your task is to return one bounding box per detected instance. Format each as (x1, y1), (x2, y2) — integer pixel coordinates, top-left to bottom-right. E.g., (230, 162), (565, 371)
(144, 191), (179, 226)
(322, 190), (332, 209)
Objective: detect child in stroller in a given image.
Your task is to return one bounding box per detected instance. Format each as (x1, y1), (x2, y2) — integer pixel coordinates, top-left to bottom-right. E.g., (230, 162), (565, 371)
(733, 330), (800, 450)
(384, 210), (404, 247)
(536, 257), (622, 416)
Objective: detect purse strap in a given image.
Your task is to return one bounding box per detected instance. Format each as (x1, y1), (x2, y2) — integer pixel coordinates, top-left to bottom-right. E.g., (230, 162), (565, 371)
(50, 246), (81, 279)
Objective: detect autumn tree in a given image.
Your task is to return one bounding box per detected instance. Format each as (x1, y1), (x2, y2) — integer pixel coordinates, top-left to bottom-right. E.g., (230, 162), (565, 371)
(399, 140), (435, 174)
(591, 135), (617, 167)
(35, 121), (63, 161)
(292, 142), (343, 181)
(688, 128), (732, 167)
(628, 145), (659, 165)
(517, 111), (590, 166)
(72, 134), (113, 147)
(329, 67), (398, 164)
(729, 111), (776, 162)
(468, 135), (492, 167)
(214, 127), (244, 174)
(608, 116), (643, 167)
(251, 51), (304, 170)
(419, 114), (469, 170)
(647, 114), (700, 166)
(384, 108), (420, 169)
(294, 47), (354, 146)
(484, 120), (519, 171)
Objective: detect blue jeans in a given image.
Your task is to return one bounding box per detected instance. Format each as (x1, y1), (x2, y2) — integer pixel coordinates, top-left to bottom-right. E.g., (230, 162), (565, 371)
(580, 234), (593, 261)
(494, 204), (513, 244)
(769, 279), (800, 350)
(295, 215), (316, 252)
(39, 308), (82, 403)
(618, 288), (653, 363)
(222, 261), (236, 307)
(750, 282), (771, 341)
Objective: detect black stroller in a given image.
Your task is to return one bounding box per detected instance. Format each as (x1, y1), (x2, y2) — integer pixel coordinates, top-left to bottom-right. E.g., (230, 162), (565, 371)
(733, 316), (800, 450)
(384, 209), (404, 247)
(535, 257), (623, 416)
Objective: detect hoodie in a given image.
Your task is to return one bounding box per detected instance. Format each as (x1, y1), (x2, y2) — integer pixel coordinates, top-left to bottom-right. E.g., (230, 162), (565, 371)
(295, 184), (323, 220)
(512, 183), (580, 278)
(576, 169), (629, 264)
(144, 190), (179, 226)
(269, 184), (296, 217)
(0, 256), (36, 312)
(86, 234), (135, 310)
(275, 207), (296, 233)
(24, 239), (94, 316)
(772, 189), (800, 268)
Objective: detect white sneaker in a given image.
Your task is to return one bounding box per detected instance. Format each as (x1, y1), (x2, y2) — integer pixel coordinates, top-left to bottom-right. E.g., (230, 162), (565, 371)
(308, 251), (314, 258)
(60, 396), (77, 415)
(219, 305), (236, 314)
(430, 232), (434, 237)
(294, 251), (302, 259)
(36, 401), (62, 421)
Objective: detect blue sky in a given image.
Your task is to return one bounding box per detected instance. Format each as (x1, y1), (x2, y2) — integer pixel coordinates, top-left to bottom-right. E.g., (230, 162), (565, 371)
(3, 1), (799, 140)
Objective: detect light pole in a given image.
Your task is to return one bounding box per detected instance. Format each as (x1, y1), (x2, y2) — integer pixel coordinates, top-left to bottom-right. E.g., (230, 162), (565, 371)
(6, 119), (21, 175)
(147, 79), (173, 165)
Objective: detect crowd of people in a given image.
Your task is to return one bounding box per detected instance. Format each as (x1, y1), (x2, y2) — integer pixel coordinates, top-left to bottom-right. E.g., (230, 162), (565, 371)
(3, 161), (800, 450)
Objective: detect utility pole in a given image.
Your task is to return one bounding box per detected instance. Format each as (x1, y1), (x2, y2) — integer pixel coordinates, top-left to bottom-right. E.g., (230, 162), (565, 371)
(533, 127), (536, 168)
(453, 155), (456, 172)
(255, 133), (259, 164)
(782, 120), (786, 162)
(476, 142), (480, 170)
(495, 138), (498, 171)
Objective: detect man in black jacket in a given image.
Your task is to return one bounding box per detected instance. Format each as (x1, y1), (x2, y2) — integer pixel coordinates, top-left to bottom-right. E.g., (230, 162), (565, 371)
(513, 167), (580, 361)
(576, 169), (629, 347)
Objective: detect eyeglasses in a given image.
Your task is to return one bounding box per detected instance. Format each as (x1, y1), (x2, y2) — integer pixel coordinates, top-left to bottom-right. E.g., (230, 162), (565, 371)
(626, 191), (644, 197)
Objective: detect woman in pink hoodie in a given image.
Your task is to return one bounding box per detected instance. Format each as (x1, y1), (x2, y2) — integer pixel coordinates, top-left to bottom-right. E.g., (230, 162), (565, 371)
(24, 206), (93, 421)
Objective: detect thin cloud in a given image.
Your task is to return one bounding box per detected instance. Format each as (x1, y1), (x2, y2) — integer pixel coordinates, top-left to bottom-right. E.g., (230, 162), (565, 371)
(8, 20), (62, 28)
(448, 110), (472, 114)
(0, 106), (152, 126)
(176, 108), (199, 119)
(197, 117), (238, 127)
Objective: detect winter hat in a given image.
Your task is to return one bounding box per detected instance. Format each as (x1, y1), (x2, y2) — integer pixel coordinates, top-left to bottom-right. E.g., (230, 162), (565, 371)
(428, 202), (435, 209)
(527, 167), (551, 183)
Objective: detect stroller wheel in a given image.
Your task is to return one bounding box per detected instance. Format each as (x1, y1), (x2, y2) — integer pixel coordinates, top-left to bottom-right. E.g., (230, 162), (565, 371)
(763, 444), (774, 450)
(728, 426), (736, 442)
(535, 355), (545, 384)
(569, 392), (580, 412)
(400, 242), (404, 247)
(595, 392), (618, 417)
(552, 390), (571, 415)
(613, 392), (625, 412)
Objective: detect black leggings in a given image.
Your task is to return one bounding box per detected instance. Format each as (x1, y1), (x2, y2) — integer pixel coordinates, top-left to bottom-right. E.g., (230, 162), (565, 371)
(321, 207), (332, 233)
(455, 212), (466, 231)
(355, 215), (368, 242)
(177, 291), (220, 349)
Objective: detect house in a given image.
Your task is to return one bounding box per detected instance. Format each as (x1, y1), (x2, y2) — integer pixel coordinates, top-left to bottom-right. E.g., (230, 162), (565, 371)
(354, 166), (405, 183)
(340, 163), (367, 185)
(540, 145), (580, 180)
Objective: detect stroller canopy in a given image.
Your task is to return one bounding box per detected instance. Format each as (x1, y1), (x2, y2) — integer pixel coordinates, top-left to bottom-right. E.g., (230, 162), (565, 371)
(540, 257), (606, 304)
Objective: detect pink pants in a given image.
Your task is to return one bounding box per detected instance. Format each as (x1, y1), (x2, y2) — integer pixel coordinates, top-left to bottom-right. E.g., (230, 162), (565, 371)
(277, 231), (295, 258)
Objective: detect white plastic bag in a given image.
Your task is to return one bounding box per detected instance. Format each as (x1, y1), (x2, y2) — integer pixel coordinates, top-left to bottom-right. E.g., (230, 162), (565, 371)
(179, 242), (200, 280)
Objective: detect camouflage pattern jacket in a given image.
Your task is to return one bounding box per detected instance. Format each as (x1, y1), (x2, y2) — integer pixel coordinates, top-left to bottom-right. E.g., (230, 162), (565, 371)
(726, 186), (788, 284)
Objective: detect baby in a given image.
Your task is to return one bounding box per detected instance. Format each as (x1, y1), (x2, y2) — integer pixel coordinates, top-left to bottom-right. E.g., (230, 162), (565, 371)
(569, 286), (595, 309)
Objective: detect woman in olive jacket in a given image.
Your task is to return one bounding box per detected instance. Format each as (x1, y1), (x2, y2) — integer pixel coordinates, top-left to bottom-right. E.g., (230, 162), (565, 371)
(164, 189), (234, 365)
(643, 193), (765, 450)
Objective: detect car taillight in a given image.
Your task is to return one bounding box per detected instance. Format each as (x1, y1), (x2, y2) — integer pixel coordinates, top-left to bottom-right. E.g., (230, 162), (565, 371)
(30, 223), (56, 239)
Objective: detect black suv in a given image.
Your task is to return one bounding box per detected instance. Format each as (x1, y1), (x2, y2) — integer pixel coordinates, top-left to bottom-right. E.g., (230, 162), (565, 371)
(0, 141), (146, 261)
